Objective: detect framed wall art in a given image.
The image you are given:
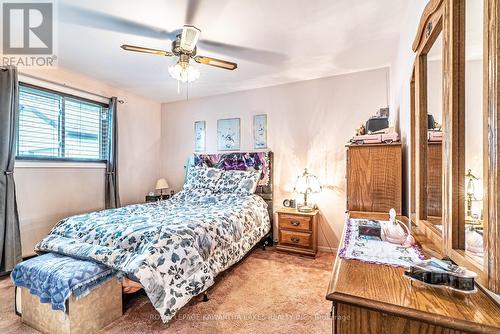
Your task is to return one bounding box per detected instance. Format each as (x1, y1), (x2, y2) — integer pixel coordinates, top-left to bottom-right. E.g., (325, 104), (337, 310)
(217, 118), (240, 151)
(194, 121), (206, 152)
(253, 114), (267, 149)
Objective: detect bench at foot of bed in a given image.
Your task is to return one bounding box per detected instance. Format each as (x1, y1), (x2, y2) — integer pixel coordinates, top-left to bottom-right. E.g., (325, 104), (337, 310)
(20, 277), (122, 334)
(11, 253), (123, 334)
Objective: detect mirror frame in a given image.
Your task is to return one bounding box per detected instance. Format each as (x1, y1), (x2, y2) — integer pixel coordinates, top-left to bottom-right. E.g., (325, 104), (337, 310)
(482, 0), (500, 294)
(413, 0), (446, 253)
(410, 70), (416, 222)
(412, 0), (500, 293)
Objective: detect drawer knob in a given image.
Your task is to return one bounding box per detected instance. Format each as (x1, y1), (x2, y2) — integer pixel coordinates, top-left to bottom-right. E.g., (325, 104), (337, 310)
(291, 221), (300, 226)
(291, 237), (300, 243)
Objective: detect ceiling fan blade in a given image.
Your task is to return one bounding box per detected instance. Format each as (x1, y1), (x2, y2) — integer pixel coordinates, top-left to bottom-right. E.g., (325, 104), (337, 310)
(197, 39), (288, 64)
(59, 3), (179, 40)
(194, 56), (237, 70)
(121, 45), (174, 57)
(185, 0), (201, 24)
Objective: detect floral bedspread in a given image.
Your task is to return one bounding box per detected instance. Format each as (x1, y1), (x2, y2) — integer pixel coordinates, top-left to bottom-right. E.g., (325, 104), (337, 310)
(35, 189), (270, 322)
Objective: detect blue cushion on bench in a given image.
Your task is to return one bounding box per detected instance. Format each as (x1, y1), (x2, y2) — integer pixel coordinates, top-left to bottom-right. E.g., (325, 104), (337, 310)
(11, 253), (116, 312)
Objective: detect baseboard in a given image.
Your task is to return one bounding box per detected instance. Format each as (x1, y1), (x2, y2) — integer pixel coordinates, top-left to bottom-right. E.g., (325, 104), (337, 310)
(317, 245), (338, 253)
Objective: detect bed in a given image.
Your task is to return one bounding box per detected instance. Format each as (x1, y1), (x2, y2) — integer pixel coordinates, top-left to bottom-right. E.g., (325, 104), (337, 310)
(34, 151), (274, 323)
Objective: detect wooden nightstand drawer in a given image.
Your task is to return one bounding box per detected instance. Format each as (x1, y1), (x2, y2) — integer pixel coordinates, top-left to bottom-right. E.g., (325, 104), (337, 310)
(279, 230), (312, 248)
(279, 214), (312, 231)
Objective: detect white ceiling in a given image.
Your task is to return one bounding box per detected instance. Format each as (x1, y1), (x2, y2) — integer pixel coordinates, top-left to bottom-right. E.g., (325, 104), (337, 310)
(56, 0), (409, 103)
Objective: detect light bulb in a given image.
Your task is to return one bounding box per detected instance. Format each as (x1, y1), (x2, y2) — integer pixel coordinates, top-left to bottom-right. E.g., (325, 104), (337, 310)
(168, 62), (200, 83)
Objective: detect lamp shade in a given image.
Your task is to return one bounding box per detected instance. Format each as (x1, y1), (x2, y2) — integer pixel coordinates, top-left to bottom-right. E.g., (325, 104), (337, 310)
(168, 62), (200, 83)
(294, 169), (321, 194)
(155, 178), (170, 191)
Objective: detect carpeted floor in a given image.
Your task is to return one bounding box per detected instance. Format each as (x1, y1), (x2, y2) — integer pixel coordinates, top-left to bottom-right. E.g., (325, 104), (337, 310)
(0, 248), (335, 334)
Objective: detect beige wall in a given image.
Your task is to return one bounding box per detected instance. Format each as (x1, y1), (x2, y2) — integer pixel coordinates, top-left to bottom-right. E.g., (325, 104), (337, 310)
(161, 67), (389, 250)
(15, 165), (105, 256)
(15, 68), (162, 256)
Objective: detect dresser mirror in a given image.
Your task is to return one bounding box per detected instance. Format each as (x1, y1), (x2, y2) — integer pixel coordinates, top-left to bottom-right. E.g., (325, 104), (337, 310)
(463, 0), (485, 266)
(425, 31), (443, 233)
(412, 1), (445, 245)
(412, 0), (500, 293)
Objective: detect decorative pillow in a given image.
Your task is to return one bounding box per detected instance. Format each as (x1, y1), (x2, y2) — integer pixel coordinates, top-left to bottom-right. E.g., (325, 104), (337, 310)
(218, 169), (262, 195)
(183, 166), (223, 191)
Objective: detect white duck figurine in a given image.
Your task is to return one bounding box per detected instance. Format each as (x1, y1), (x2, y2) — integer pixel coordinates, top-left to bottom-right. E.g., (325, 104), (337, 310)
(381, 208), (415, 248)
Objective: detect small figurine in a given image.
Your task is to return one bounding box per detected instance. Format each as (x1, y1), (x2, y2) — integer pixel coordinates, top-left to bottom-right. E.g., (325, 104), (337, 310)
(381, 208), (415, 248)
(355, 124), (366, 136)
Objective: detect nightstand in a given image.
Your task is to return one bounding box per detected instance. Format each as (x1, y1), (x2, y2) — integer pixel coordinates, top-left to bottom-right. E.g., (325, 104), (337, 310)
(276, 208), (319, 257)
(145, 195), (165, 202)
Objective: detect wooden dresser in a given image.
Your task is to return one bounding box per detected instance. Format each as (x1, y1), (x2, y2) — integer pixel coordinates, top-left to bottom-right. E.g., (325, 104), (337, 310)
(276, 208), (318, 257)
(346, 143), (402, 215)
(326, 215), (500, 334)
(427, 142), (442, 217)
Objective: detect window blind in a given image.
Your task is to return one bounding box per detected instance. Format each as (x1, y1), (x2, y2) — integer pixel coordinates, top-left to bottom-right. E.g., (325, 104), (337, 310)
(17, 84), (110, 161)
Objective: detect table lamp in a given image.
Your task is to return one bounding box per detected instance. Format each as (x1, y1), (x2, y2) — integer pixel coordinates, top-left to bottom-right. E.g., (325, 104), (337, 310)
(465, 169), (479, 219)
(294, 168), (322, 212)
(155, 178), (169, 199)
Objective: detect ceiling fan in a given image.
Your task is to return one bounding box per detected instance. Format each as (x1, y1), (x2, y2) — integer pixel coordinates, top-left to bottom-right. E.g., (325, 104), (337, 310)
(59, 1), (287, 85)
(121, 25), (237, 83)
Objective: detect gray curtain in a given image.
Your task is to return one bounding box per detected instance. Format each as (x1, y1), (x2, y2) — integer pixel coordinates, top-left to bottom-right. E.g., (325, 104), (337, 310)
(105, 97), (120, 209)
(0, 65), (21, 275)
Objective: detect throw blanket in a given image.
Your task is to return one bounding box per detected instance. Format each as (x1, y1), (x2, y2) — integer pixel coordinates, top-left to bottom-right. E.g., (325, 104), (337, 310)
(35, 189), (270, 322)
(339, 218), (425, 267)
(11, 253), (115, 312)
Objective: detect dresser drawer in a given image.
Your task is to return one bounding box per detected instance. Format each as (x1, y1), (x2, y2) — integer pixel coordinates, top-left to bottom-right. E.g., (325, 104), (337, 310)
(279, 230), (312, 248)
(279, 214), (312, 231)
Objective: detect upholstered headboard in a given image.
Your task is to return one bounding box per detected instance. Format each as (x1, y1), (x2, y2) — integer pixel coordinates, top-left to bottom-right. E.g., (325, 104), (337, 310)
(192, 151), (274, 244)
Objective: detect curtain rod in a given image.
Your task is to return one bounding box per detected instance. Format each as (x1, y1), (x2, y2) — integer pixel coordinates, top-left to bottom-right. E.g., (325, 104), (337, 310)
(18, 71), (125, 104)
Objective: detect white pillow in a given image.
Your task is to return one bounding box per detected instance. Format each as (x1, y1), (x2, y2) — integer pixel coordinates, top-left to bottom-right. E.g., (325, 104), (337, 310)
(183, 166), (223, 192)
(217, 169), (262, 195)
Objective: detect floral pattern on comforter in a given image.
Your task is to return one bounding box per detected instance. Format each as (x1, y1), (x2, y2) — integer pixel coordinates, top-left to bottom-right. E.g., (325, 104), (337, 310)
(35, 189), (270, 322)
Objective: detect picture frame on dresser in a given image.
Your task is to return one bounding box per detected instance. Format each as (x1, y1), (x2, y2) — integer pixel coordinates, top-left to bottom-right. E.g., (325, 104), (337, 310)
(217, 118), (240, 151)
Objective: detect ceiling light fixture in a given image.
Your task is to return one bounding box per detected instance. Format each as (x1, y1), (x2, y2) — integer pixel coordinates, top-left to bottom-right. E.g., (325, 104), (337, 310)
(120, 23), (238, 96)
(168, 59), (200, 94)
(168, 61), (200, 83)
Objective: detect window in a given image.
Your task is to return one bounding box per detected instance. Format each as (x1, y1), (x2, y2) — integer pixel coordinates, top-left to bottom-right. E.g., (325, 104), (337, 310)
(17, 84), (110, 161)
